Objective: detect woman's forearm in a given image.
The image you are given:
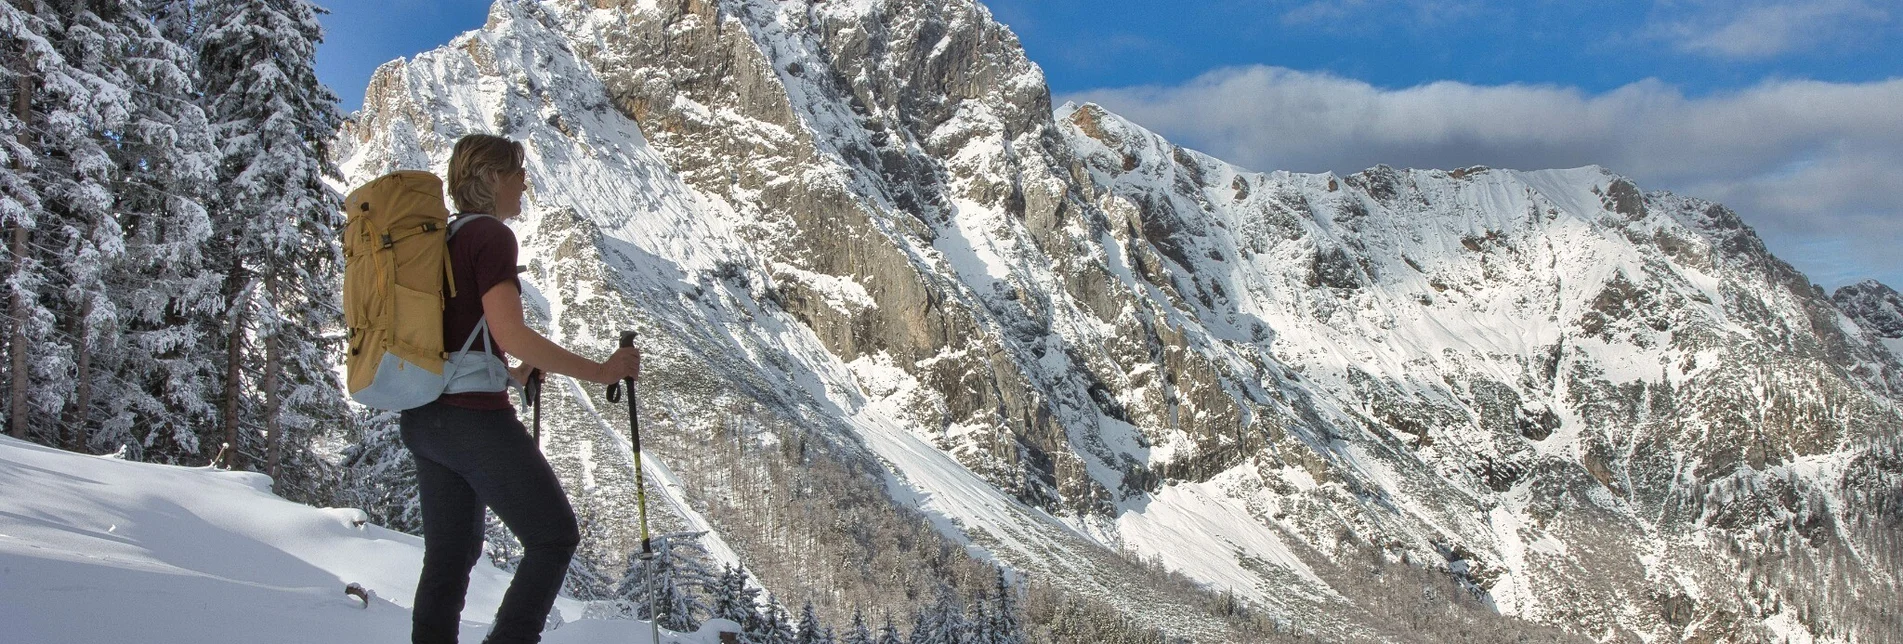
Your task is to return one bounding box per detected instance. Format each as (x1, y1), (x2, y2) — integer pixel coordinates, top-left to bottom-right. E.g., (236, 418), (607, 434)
(480, 282), (609, 383)
(494, 326), (604, 382)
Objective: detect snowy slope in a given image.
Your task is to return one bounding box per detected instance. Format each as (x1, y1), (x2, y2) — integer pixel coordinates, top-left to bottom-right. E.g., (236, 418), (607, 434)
(1059, 102), (1903, 638)
(0, 436), (736, 644)
(335, 3), (1342, 634)
(330, 0), (1903, 640)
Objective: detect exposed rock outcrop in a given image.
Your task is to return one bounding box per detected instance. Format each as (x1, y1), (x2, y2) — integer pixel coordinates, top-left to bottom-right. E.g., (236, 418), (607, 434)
(335, 1), (1903, 640)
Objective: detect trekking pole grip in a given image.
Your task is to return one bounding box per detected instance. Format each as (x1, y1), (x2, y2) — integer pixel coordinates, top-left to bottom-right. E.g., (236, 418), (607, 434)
(606, 330), (638, 401)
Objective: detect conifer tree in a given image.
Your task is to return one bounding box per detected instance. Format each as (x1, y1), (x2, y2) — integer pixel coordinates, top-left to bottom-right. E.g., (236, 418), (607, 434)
(750, 595), (797, 644)
(193, 0), (344, 481)
(713, 563), (762, 627)
(24, 0), (209, 458)
(768, 604), (798, 644)
(875, 614), (903, 644)
(794, 600), (823, 644)
(561, 507), (621, 602)
(0, 1), (68, 445)
(989, 569), (1023, 644)
(909, 587), (964, 644)
(843, 608), (873, 644)
(618, 531), (719, 632)
(142, 0), (194, 45)
(334, 409), (419, 532)
(906, 608), (931, 644)
(965, 596), (991, 644)
(32, 2), (116, 453)
(103, 0), (221, 462)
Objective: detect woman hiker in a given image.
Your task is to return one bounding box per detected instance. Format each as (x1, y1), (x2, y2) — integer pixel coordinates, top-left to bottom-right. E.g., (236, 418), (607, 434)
(400, 134), (642, 644)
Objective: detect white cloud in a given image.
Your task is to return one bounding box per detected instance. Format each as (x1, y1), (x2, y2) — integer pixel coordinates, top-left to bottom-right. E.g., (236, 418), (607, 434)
(1061, 66), (1903, 287)
(1278, 0), (1487, 30)
(1645, 0), (1893, 60)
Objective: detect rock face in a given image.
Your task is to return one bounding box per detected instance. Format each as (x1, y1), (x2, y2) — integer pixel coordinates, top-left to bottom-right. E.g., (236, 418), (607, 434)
(1837, 280), (1903, 340)
(334, 1), (1903, 640)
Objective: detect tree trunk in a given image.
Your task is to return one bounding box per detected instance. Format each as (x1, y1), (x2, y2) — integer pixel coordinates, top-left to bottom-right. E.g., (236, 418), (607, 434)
(12, 68), (27, 121)
(64, 297), (93, 451)
(221, 259), (248, 470)
(7, 73), (31, 440)
(263, 327), (283, 490)
(7, 224), (26, 440)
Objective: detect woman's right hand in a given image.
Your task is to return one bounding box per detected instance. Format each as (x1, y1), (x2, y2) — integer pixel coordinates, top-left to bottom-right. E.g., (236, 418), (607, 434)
(592, 347), (641, 384)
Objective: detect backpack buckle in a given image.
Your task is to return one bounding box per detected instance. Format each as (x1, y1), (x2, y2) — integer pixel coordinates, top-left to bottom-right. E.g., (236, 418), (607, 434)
(380, 234), (393, 249)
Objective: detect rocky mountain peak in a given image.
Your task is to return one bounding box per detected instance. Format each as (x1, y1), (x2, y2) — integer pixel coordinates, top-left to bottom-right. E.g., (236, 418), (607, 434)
(1836, 279), (1903, 339)
(333, 1), (1903, 640)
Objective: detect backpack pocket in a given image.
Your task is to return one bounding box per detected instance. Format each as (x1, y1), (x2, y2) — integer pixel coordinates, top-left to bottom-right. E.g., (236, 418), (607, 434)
(351, 351), (450, 410)
(391, 284), (444, 359)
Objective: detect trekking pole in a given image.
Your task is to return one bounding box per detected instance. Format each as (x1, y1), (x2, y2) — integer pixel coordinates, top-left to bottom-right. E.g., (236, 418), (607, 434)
(526, 369), (543, 443)
(604, 330), (659, 641)
(605, 331), (652, 557)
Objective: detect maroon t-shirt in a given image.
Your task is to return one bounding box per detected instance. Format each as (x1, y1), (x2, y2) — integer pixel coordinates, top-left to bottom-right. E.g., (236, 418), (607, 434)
(439, 214), (518, 410)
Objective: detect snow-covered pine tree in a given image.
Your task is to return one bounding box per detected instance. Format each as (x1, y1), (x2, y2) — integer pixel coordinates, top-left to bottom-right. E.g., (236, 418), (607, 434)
(192, 0), (344, 484)
(769, 601), (799, 644)
(741, 591), (771, 644)
(964, 594), (991, 644)
(0, 1), (68, 445)
(713, 564), (762, 628)
(334, 408), (418, 531)
(26, 0), (143, 455)
(906, 607), (933, 644)
(57, 0), (222, 463)
(562, 506), (622, 602)
(988, 568), (1023, 644)
(141, 0), (193, 45)
(794, 601), (822, 644)
(843, 608), (872, 644)
(751, 595), (796, 644)
(875, 614), (902, 644)
(939, 591), (968, 644)
(909, 587), (964, 644)
(616, 530), (718, 632)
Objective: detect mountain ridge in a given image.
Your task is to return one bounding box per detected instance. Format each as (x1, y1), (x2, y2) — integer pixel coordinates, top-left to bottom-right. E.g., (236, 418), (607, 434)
(333, 1), (1903, 641)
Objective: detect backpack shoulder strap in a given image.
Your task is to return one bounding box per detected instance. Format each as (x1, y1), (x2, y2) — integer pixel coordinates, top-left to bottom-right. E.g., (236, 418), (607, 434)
(447, 213), (499, 239)
(445, 214), (501, 358)
(443, 213), (501, 300)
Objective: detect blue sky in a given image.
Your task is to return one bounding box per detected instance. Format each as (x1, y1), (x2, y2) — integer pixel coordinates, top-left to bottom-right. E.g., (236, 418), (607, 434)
(315, 0), (1903, 288)
(984, 0), (1902, 96)
(315, 0), (490, 111)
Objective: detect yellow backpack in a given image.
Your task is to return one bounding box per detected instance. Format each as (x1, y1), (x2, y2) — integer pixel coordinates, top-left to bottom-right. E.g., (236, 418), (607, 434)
(341, 171), (457, 410)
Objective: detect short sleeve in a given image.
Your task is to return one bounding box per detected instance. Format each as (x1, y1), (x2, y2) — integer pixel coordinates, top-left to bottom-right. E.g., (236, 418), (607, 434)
(467, 219), (520, 299)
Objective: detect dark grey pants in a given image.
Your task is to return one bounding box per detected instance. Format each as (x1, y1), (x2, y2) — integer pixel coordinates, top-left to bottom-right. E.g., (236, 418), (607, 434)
(400, 401), (578, 644)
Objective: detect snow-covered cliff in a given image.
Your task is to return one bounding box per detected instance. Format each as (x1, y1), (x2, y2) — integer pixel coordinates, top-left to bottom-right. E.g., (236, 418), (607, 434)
(333, 1), (1903, 641)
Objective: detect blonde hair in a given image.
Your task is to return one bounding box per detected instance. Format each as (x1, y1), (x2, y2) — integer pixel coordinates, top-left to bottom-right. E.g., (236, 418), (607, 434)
(446, 134), (525, 213)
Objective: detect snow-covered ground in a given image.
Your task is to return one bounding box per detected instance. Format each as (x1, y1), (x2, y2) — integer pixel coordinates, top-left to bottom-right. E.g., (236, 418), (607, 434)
(0, 436), (734, 644)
